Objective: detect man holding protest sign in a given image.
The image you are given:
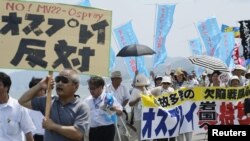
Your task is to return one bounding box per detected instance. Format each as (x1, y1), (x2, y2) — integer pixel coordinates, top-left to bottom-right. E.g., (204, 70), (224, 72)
(18, 69), (89, 141)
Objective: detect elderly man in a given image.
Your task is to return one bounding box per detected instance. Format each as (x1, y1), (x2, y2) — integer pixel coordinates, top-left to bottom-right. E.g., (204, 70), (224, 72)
(106, 71), (131, 140)
(18, 69), (89, 141)
(106, 71), (130, 109)
(0, 72), (35, 141)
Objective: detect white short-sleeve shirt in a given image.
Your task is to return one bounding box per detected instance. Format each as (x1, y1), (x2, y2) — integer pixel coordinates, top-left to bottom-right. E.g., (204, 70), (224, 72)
(129, 88), (149, 121)
(84, 91), (122, 128)
(106, 84), (130, 106)
(28, 109), (44, 135)
(0, 97), (35, 141)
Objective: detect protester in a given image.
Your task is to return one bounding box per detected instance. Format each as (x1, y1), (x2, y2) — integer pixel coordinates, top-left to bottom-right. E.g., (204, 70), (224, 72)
(154, 75), (163, 87)
(208, 70), (227, 87)
(150, 76), (174, 97)
(199, 72), (208, 87)
(106, 71), (130, 110)
(244, 69), (250, 85)
(129, 74), (150, 141)
(18, 69), (89, 141)
(0, 72), (35, 141)
(106, 71), (131, 140)
(228, 75), (240, 87)
(231, 65), (246, 86)
(28, 77), (45, 141)
(172, 69), (193, 141)
(150, 76), (176, 141)
(85, 76), (122, 141)
(172, 68), (189, 89)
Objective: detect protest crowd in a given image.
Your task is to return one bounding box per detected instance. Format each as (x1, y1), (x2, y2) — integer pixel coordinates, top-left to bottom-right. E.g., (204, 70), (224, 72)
(1, 0), (250, 141)
(1, 65), (250, 141)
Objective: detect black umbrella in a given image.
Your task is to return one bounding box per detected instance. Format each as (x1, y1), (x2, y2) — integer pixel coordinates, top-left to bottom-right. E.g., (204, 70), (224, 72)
(188, 55), (229, 72)
(116, 44), (156, 57)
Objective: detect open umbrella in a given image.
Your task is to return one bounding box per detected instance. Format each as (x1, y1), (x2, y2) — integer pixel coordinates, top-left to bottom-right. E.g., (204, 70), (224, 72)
(116, 44), (155, 69)
(188, 55), (229, 72)
(116, 44), (156, 57)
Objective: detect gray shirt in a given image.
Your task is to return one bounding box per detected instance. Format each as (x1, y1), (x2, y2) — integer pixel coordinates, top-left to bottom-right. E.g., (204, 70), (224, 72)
(31, 96), (89, 141)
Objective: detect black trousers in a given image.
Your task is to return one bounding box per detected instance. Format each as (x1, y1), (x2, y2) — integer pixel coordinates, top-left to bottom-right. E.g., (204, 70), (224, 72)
(33, 134), (44, 141)
(89, 124), (115, 141)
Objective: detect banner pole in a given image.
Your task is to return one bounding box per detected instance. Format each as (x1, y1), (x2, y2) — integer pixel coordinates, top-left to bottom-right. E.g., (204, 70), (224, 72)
(45, 71), (53, 118)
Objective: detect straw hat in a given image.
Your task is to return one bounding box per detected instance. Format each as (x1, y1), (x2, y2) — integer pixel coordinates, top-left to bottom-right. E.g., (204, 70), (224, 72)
(174, 68), (184, 76)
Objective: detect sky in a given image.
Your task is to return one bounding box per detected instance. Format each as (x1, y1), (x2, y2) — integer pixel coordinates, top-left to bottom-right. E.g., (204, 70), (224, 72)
(23, 0), (250, 57)
(1, 0), (250, 74)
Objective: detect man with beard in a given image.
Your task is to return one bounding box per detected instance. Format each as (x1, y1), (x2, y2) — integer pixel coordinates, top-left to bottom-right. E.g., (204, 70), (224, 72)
(18, 69), (89, 141)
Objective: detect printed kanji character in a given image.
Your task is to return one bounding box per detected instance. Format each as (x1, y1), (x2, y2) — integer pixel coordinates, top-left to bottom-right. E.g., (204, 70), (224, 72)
(227, 89), (237, 100)
(184, 89), (194, 99)
(204, 89), (215, 99)
(52, 40), (77, 69)
(46, 18), (65, 36)
(215, 88), (226, 99)
(219, 102), (234, 125)
(198, 101), (217, 129)
(91, 20), (109, 44)
(23, 14), (44, 36)
(158, 96), (170, 107)
(0, 12), (22, 35)
(77, 47), (95, 72)
(235, 101), (250, 125)
(142, 108), (155, 138)
(10, 38), (47, 68)
(155, 109), (168, 136)
(169, 93), (178, 105)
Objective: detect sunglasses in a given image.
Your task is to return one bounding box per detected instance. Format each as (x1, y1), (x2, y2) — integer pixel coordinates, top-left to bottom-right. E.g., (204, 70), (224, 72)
(55, 76), (70, 84)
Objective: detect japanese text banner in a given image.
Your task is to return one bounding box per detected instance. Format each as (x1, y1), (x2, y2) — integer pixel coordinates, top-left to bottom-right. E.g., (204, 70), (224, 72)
(141, 85), (250, 140)
(0, 0), (112, 76)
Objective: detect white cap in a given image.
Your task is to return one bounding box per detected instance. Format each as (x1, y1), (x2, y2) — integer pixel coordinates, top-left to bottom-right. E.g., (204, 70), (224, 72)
(232, 65), (246, 72)
(111, 71), (122, 78)
(161, 76), (172, 84)
(202, 72), (207, 76)
(230, 75), (240, 81)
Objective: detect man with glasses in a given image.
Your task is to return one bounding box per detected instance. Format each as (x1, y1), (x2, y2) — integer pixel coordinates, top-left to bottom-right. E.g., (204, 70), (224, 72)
(18, 69), (89, 141)
(84, 76), (122, 141)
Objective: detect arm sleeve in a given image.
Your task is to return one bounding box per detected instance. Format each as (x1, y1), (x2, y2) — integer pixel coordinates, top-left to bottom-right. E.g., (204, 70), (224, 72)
(20, 107), (36, 134)
(31, 96), (47, 115)
(74, 102), (90, 134)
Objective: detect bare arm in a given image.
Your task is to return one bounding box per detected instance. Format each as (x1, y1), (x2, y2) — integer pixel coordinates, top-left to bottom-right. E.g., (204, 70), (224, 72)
(122, 99), (129, 107)
(18, 76), (49, 109)
(129, 97), (140, 107)
(43, 118), (83, 141)
(25, 132), (34, 141)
